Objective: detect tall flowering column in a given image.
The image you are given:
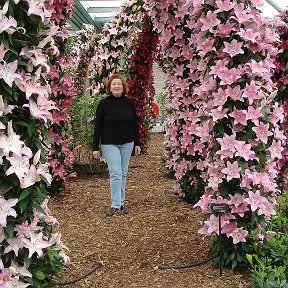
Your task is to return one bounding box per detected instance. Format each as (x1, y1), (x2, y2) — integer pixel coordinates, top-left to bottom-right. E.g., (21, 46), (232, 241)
(73, 24), (97, 96)
(147, 0), (206, 203)
(45, 0), (77, 195)
(127, 15), (159, 153)
(273, 12), (288, 189)
(0, 0), (69, 286)
(189, 0), (284, 267)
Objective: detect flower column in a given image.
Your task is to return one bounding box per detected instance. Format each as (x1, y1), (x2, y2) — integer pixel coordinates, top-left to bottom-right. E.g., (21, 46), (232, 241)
(191, 0), (284, 267)
(127, 14), (159, 153)
(0, 0), (69, 286)
(45, 0), (77, 195)
(273, 11), (288, 189)
(147, 0), (207, 203)
(73, 24), (97, 97)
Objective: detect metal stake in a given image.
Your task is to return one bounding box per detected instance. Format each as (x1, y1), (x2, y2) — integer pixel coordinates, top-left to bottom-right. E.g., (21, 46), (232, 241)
(218, 213), (222, 277)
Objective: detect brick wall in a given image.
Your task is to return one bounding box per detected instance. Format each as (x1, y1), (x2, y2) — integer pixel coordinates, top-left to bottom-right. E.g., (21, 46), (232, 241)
(152, 62), (165, 96)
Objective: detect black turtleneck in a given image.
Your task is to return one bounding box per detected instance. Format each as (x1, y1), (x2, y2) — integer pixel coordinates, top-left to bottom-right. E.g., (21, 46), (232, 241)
(93, 95), (140, 151)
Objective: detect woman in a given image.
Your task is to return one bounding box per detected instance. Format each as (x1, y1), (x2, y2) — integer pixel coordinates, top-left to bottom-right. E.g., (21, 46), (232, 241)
(92, 74), (141, 216)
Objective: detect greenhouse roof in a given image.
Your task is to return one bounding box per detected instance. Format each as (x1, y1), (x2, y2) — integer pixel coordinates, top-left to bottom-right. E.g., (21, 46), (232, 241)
(69, 0), (126, 31)
(68, 0), (288, 32)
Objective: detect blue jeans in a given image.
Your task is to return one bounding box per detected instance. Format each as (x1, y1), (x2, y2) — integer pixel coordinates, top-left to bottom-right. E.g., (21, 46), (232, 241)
(101, 142), (134, 209)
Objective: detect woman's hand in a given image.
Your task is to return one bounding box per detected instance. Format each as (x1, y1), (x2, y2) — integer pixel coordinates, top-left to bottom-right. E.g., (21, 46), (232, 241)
(92, 151), (101, 159)
(134, 146), (141, 156)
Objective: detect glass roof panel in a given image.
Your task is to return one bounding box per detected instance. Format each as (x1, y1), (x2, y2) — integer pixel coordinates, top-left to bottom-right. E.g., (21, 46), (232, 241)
(69, 0), (288, 31)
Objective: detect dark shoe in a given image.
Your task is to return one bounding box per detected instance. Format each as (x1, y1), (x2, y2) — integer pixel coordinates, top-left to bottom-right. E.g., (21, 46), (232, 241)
(106, 207), (119, 216)
(121, 205), (129, 214)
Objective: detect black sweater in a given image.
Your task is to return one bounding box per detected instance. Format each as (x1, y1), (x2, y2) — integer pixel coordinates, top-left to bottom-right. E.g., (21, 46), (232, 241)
(93, 95), (140, 151)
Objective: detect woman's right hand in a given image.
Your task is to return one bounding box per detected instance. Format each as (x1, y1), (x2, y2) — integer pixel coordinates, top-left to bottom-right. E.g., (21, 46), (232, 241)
(92, 151), (101, 159)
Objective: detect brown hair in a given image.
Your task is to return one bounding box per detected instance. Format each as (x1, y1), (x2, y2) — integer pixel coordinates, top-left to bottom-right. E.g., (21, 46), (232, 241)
(105, 74), (129, 96)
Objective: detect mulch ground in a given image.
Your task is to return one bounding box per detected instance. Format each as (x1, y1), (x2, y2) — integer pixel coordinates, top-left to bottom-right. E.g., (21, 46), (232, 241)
(50, 133), (252, 288)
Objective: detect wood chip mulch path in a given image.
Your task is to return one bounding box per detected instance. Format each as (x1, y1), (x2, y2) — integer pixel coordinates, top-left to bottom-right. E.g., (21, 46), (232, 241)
(50, 133), (252, 288)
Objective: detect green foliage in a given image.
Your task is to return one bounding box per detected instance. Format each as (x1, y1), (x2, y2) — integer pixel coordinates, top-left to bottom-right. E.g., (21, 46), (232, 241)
(211, 236), (253, 269)
(181, 174), (205, 204)
(25, 246), (65, 287)
(246, 192), (288, 287)
(70, 94), (102, 147)
(246, 255), (288, 288)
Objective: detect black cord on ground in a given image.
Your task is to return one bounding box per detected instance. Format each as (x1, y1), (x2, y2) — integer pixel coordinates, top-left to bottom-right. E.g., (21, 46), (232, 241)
(156, 254), (218, 270)
(52, 261), (103, 286)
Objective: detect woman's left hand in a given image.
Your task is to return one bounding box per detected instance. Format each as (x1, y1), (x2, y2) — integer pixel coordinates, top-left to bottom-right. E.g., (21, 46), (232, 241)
(134, 146), (141, 156)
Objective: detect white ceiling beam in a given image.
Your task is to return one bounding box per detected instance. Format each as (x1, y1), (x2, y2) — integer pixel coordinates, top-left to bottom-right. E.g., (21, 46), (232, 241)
(91, 11), (116, 17)
(87, 7), (118, 13)
(93, 16), (114, 22)
(265, 0), (284, 12)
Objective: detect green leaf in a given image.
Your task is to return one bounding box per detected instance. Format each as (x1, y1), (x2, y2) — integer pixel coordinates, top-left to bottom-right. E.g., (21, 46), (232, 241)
(246, 254), (253, 266)
(238, 160), (245, 172)
(40, 175), (50, 186)
(220, 182), (230, 197)
(4, 221), (14, 239)
(2, 39), (9, 50)
(42, 128), (54, 144)
(236, 54), (248, 64)
(198, 115), (210, 121)
(14, 121), (29, 127)
(262, 105), (272, 121)
(28, 121), (36, 137)
(267, 280), (278, 288)
(18, 60), (29, 67)
(1, 81), (13, 95)
(8, 47), (18, 57)
(217, 124), (224, 135)
(251, 212), (257, 226)
(242, 129), (255, 141)
(33, 270), (46, 280)
(232, 258), (238, 269)
(226, 101), (233, 112)
(34, 138), (43, 151)
(19, 198), (29, 213)
(19, 189), (31, 201)
(31, 200), (47, 216)
(0, 183), (12, 194)
(236, 252), (243, 263)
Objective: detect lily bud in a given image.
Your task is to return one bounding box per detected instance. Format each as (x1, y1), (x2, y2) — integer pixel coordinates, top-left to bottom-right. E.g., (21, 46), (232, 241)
(33, 149), (41, 166)
(0, 95), (4, 111)
(2, 2), (9, 15)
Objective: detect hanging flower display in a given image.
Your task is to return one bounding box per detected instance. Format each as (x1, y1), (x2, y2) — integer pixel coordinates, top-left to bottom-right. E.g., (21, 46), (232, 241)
(127, 14), (159, 153)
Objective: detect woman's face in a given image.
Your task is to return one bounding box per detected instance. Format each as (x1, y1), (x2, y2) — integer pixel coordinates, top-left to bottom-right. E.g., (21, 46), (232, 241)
(110, 78), (124, 97)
